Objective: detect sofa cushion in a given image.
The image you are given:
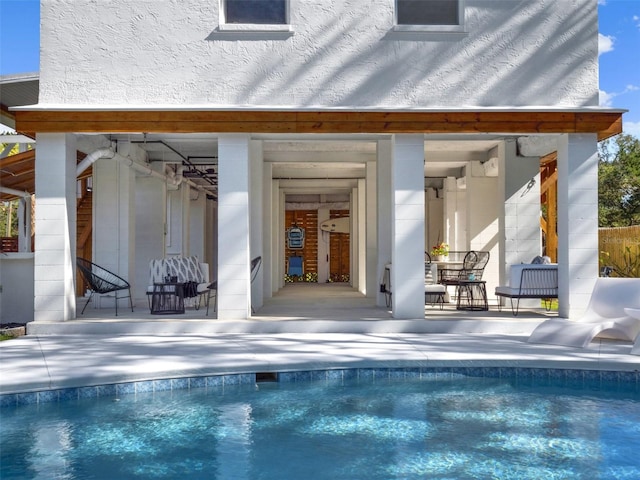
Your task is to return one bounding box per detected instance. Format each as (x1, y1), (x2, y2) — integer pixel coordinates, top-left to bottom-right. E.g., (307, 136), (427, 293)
(166, 256), (203, 283)
(149, 259), (166, 284)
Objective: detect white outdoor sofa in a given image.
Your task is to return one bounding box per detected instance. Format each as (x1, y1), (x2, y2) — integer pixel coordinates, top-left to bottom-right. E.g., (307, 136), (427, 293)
(146, 256), (213, 312)
(528, 278), (640, 348)
(495, 264), (558, 316)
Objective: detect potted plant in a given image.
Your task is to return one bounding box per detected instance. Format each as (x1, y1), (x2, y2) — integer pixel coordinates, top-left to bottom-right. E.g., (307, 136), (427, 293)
(431, 242), (449, 262)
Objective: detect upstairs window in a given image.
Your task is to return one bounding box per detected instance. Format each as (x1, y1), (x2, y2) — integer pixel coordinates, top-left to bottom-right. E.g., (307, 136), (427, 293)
(223, 0), (287, 25)
(396, 0), (463, 28)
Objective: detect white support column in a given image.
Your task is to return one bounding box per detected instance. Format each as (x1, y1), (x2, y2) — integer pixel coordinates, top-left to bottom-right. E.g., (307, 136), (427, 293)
(391, 134), (425, 319)
(351, 187), (358, 290)
(365, 161), (378, 298)
(218, 134), (251, 319)
(250, 139), (264, 311)
(34, 134), (77, 322)
(357, 177), (367, 294)
(376, 139), (392, 307)
(557, 134), (599, 319)
(270, 179), (282, 293)
(279, 189), (286, 289)
(262, 162), (274, 299)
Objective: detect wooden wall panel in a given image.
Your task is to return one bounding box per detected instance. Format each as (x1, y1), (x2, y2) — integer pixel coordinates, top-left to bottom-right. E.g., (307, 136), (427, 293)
(285, 210), (318, 279)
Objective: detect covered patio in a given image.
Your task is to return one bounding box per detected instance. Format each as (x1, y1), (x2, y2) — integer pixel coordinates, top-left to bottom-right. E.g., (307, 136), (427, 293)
(24, 282), (552, 336)
(2, 99), (624, 331)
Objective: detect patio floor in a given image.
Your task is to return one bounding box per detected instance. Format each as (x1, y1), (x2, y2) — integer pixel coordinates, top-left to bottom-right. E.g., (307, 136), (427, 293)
(27, 283), (555, 336)
(4, 283), (638, 397)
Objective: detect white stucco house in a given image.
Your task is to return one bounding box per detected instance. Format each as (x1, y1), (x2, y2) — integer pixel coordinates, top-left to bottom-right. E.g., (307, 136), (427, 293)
(7, 0), (624, 325)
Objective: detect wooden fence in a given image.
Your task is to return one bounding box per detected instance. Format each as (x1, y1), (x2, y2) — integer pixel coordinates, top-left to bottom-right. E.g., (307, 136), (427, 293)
(599, 225), (640, 277)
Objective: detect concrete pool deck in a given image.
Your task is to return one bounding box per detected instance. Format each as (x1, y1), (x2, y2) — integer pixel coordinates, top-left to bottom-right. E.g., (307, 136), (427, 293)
(1, 332), (639, 395)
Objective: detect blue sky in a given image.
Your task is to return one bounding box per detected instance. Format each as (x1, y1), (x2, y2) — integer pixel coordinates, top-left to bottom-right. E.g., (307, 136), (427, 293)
(1, 0), (639, 137)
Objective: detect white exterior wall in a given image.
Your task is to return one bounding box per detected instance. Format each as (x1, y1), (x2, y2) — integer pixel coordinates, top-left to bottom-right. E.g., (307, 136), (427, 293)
(134, 173), (166, 303)
(443, 177), (467, 251)
(465, 162), (500, 301)
(425, 188), (443, 254)
(498, 139), (544, 309)
(93, 157), (136, 305)
(317, 207), (330, 284)
(39, 1), (598, 109)
(499, 140), (543, 269)
(166, 184), (191, 256)
(189, 191), (206, 260)
(0, 254), (35, 323)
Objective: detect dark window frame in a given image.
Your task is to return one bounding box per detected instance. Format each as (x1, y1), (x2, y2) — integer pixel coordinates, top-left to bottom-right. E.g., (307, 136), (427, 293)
(394, 0), (465, 32)
(222, 0), (288, 25)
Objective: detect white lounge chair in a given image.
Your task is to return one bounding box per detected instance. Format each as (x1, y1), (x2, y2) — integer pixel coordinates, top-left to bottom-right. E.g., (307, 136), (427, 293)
(527, 278), (640, 348)
(626, 308), (640, 355)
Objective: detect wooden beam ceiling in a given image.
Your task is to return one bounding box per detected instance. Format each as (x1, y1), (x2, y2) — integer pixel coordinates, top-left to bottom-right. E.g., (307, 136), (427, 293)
(14, 110), (623, 141)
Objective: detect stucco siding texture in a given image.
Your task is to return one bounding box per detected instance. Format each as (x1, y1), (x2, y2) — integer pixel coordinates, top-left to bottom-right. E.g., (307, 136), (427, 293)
(38, 0), (599, 109)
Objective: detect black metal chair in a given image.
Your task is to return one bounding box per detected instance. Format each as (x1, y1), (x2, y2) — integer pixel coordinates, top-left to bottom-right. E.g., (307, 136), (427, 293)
(440, 250), (490, 285)
(250, 256), (262, 314)
(439, 251), (490, 305)
(76, 257), (133, 316)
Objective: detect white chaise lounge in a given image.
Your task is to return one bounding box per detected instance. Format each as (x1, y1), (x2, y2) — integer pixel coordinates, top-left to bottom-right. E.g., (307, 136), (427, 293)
(626, 308), (640, 355)
(527, 278), (640, 348)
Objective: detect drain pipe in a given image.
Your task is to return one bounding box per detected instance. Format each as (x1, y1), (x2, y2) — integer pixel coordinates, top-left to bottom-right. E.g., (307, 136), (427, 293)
(77, 147), (205, 193)
(76, 148), (115, 176)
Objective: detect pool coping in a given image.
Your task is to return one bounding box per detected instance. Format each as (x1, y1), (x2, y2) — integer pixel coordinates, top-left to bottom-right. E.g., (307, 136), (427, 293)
(2, 332), (639, 404)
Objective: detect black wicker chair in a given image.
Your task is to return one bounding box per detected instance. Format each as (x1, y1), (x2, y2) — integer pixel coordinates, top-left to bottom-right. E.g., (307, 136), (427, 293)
(76, 257), (133, 316)
(440, 250), (490, 286)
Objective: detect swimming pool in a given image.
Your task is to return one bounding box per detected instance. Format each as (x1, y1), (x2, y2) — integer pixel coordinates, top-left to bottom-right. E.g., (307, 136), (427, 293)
(2, 368), (639, 480)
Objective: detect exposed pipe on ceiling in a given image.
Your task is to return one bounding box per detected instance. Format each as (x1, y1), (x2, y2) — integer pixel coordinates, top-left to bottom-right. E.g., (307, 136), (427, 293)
(0, 186), (31, 198)
(76, 148), (207, 194)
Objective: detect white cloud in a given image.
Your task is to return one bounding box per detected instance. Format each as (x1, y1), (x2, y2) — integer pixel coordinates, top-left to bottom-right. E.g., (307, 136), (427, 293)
(600, 85), (640, 107)
(623, 121), (640, 139)
(598, 0), (606, 5)
(598, 33), (615, 56)
(599, 89), (615, 107)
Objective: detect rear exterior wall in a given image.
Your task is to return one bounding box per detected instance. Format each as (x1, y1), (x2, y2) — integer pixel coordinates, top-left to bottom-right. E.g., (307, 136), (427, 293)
(38, 0), (598, 109)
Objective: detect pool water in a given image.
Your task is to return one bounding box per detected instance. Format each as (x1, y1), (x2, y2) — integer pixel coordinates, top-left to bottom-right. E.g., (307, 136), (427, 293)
(2, 374), (640, 479)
